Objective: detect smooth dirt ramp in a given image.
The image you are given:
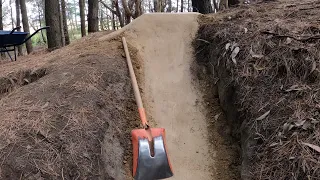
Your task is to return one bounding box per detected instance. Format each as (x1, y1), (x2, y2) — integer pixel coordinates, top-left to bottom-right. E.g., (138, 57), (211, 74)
(102, 13), (215, 179)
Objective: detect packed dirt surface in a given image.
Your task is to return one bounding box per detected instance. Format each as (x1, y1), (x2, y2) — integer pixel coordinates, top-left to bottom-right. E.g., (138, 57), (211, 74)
(102, 13), (240, 179)
(0, 13), (240, 179)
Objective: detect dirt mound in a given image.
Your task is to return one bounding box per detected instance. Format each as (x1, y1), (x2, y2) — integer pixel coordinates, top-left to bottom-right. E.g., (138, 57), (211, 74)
(194, 0), (320, 179)
(0, 32), (140, 179)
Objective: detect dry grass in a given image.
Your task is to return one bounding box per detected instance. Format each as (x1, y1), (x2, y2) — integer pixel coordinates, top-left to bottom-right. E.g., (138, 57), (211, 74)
(194, 0), (320, 179)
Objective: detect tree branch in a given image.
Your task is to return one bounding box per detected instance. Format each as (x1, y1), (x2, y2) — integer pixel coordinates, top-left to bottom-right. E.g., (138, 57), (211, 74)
(99, 0), (117, 14)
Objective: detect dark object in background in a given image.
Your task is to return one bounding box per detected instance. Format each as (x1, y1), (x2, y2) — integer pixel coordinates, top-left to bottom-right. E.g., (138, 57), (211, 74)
(0, 26), (49, 61)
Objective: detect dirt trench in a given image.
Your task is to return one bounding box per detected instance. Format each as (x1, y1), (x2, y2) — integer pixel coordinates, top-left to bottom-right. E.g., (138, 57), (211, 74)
(103, 13), (240, 179)
(0, 13), (240, 180)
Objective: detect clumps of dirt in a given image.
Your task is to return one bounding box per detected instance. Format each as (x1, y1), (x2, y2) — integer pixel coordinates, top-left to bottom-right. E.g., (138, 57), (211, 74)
(0, 31), (139, 179)
(194, 0), (320, 179)
(0, 68), (47, 98)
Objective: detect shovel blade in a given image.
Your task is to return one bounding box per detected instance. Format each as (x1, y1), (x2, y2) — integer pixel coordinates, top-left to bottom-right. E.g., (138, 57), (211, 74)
(132, 128), (173, 180)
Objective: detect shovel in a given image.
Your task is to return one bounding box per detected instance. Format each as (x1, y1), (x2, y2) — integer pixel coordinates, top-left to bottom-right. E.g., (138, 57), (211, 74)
(122, 37), (174, 180)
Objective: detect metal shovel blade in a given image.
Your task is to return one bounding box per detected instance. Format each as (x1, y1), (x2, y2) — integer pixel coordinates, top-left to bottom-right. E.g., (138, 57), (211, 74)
(132, 128), (173, 180)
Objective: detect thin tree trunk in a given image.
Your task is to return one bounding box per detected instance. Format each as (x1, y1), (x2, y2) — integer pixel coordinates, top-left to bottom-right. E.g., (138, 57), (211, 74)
(59, 1), (65, 46)
(153, 0), (157, 12)
(100, 9), (104, 30)
(10, 0), (14, 28)
(0, 0), (5, 58)
(61, 0), (70, 45)
(37, 2), (46, 43)
(180, 0), (183, 12)
(134, 0), (142, 17)
(20, 0), (33, 54)
(106, 13), (110, 30)
(176, 0), (178, 12)
(73, 0), (78, 29)
(0, 0), (3, 30)
(167, 0), (172, 12)
(111, 5), (115, 30)
(79, 0), (86, 36)
(113, 0), (124, 27)
(122, 0), (131, 25)
(45, 0), (62, 50)
(15, 0), (23, 56)
(88, 0), (99, 33)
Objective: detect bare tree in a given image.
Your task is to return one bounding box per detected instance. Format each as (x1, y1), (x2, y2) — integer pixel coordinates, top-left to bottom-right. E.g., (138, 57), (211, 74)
(79, 0), (86, 36)
(99, 0), (123, 28)
(88, 0), (99, 33)
(15, 0), (23, 56)
(20, 0), (33, 54)
(61, 0), (70, 45)
(45, 0), (62, 50)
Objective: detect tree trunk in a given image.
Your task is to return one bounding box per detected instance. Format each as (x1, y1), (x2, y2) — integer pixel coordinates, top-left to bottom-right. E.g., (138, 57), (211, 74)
(10, 0), (14, 28)
(79, 0), (86, 37)
(73, 0), (78, 29)
(45, 0), (62, 50)
(153, 0), (158, 12)
(134, 0), (142, 18)
(180, 0), (183, 12)
(88, 0), (99, 33)
(0, 0), (2, 30)
(37, 2), (46, 43)
(15, 0), (23, 56)
(0, 0), (4, 59)
(100, 9), (104, 30)
(20, 0), (33, 54)
(61, 0), (70, 45)
(176, 0), (178, 12)
(113, 0), (124, 27)
(59, 1), (65, 46)
(122, 0), (131, 25)
(106, 14), (110, 30)
(192, 0), (212, 14)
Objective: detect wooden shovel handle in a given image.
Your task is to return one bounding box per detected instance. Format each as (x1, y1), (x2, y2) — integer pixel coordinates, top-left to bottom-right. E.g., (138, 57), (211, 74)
(122, 37), (149, 128)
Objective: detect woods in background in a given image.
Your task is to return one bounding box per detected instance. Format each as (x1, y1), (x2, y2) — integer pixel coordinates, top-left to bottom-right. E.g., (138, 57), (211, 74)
(1, 0), (238, 51)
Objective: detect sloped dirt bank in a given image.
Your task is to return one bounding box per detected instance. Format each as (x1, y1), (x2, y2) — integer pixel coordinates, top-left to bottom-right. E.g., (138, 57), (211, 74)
(0, 33), (139, 179)
(194, 0), (320, 179)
